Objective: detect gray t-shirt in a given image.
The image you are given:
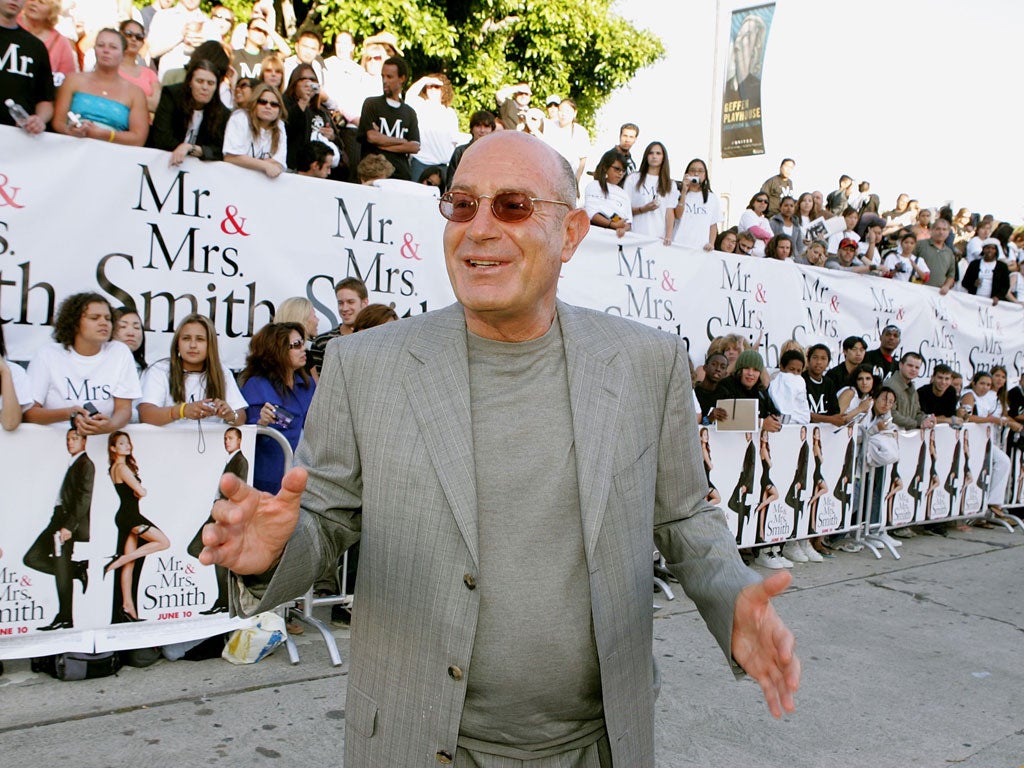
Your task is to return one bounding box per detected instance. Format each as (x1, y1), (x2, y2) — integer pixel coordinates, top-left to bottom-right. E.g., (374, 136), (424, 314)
(458, 319), (604, 759)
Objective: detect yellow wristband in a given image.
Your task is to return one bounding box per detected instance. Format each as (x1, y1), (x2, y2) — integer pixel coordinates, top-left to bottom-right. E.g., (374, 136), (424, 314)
(108, 129), (116, 142)
(179, 402), (187, 420)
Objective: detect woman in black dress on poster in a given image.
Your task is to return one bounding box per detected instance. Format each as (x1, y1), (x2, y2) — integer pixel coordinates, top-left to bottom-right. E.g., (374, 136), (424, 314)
(699, 427), (721, 506)
(755, 431), (779, 543)
(807, 426), (829, 534)
(104, 431), (169, 622)
(924, 429), (941, 520)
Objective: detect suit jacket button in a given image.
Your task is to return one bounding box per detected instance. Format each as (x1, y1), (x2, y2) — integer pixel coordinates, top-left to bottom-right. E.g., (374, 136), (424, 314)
(463, 573), (476, 590)
(447, 665), (463, 681)
(436, 750), (453, 763)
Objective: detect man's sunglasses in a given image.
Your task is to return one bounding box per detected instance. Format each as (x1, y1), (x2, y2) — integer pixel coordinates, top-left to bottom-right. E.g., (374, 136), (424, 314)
(439, 191), (570, 223)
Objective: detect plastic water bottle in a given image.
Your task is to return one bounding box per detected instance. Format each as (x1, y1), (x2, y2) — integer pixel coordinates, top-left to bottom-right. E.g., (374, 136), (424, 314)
(5, 98), (30, 127)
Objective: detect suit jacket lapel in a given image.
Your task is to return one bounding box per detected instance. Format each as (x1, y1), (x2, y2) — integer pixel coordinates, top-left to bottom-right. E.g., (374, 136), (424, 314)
(558, 302), (626, 561)
(403, 305), (480, 567)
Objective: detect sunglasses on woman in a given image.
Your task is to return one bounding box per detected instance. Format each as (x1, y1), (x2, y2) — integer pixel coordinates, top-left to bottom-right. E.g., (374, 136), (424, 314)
(256, 98), (280, 108)
(439, 191), (570, 223)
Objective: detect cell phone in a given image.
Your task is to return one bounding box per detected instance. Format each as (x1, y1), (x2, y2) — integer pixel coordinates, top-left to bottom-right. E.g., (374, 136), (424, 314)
(83, 401), (99, 416)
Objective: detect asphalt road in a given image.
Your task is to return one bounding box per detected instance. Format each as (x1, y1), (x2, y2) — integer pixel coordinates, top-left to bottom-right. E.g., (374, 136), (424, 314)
(1, 523), (1021, 768)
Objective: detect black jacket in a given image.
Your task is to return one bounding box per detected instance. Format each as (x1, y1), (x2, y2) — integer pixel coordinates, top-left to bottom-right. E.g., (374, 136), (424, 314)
(150, 83), (230, 161)
(961, 258), (1010, 301)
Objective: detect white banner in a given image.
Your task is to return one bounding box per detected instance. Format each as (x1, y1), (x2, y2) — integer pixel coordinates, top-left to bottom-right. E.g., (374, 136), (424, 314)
(3, 128), (1024, 381)
(0, 424), (257, 658)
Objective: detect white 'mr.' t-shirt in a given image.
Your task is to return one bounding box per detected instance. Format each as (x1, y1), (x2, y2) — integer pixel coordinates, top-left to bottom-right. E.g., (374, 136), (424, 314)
(140, 357), (248, 422)
(626, 172), (679, 239)
(223, 110), (288, 167)
(28, 341), (142, 415)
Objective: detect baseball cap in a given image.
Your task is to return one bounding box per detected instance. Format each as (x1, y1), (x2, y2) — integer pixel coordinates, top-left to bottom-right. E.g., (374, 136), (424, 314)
(838, 238), (859, 251)
(546, 94), (560, 106)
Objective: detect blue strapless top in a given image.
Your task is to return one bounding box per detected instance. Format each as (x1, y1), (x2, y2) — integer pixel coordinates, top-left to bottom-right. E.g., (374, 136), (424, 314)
(70, 91), (130, 132)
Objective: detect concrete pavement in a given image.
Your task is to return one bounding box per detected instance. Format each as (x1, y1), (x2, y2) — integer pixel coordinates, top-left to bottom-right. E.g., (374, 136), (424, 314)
(1, 524), (1021, 768)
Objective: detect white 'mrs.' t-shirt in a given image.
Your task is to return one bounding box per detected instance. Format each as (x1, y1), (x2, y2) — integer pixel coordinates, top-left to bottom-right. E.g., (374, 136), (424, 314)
(28, 341), (142, 415)
(673, 190), (722, 250)
(140, 357), (247, 422)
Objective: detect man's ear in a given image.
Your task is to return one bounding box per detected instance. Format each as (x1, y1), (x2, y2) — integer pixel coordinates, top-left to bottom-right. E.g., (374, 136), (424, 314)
(560, 207), (591, 265)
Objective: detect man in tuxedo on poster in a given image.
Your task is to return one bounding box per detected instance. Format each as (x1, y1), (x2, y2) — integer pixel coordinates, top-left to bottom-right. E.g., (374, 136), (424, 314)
(24, 429), (94, 630)
(188, 427), (249, 615)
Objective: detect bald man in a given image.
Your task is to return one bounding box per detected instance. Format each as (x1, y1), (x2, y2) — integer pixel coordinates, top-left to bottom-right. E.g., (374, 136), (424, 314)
(202, 132), (799, 767)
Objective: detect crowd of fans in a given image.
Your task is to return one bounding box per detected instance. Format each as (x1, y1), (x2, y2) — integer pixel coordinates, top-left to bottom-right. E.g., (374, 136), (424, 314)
(3, 0), (1022, 592)
(691, 324), (1024, 569)
(4, 0), (1023, 290)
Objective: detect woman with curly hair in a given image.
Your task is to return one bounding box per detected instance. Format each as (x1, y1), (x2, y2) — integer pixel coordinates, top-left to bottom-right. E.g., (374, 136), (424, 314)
(138, 313), (247, 427)
(25, 292), (141, 435)
(223, 82), (288, 178)
(239, 322), (316, 492)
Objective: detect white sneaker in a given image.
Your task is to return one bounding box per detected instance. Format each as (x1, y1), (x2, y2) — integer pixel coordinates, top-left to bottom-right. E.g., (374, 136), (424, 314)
(781, 541), (808, 563)
(875, 530), (902, 547)
(800, 539), (824, 562)
(754, 550), (785, 569)
(773, 547), (794, 568)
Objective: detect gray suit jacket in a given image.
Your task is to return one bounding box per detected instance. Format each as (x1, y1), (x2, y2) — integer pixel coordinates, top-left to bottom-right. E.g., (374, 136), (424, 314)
(236, 301), (758, 767)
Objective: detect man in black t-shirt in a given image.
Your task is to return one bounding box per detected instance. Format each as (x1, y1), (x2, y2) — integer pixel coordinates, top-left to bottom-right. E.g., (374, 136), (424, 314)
(356, 55), (420, 180)
(824, 335), (866, 393)
(803, 344), (844, 426)
(694, 353), (729, 423)
(916, 363), (958, 423)
(231, 18), (272, 80)
(864, 324), (901, 380)
(0, 0), (54, 133)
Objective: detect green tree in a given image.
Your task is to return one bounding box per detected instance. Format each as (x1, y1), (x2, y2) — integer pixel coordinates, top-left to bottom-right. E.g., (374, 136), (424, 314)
(312, 0), (664, 132)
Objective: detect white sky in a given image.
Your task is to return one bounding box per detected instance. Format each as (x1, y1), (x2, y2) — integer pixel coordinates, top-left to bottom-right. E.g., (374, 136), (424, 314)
(596, 0), (1023, 226)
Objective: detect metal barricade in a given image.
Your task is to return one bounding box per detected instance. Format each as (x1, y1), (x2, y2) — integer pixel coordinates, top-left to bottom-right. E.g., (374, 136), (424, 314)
(255, 427), (345, 667)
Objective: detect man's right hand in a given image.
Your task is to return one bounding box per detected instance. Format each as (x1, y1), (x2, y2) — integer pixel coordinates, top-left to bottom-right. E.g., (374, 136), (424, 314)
(200, 466), (306, 575)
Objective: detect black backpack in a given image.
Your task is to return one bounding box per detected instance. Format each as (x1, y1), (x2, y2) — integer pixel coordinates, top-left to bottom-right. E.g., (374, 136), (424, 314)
(31, 651), (122, 681)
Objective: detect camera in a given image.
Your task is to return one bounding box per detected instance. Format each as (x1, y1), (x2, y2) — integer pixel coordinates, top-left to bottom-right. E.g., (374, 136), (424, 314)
(270, 405), (296, 430)
(688, 176), (700, 185)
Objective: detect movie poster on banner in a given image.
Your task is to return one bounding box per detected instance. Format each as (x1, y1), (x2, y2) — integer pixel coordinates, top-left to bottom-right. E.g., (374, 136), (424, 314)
(889, 423), (991, 526)
(1006, 432), (1024, 506)
(704, 424), (855, 549)
(721, 3), (775, 158)
(0, 128), (455, 369)
(0, 425), (258, 659)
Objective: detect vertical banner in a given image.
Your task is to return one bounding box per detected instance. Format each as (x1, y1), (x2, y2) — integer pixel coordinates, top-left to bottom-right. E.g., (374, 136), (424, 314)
(721, 3), (775, 158)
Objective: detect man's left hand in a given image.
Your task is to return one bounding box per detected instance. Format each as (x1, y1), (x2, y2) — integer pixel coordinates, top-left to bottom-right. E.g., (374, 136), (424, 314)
(731, 571), (800, 718)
